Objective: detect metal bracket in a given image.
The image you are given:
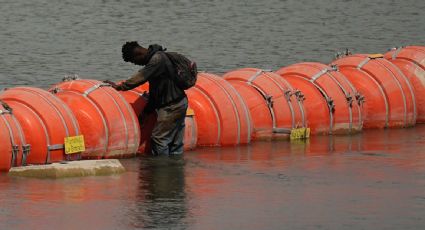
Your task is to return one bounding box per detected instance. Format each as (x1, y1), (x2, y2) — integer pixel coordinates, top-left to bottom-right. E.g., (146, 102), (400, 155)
(63, 74), (80, 82)
(83, 83), (111, 96)
(284, 90), (292, 102)
(50, 87), (62, 94)
(334, 48), (353, 59)
(272, 128), (292, 134)
(22, 144), (31, 166)
(0, 100), (13, 114)
(48, 144), (65, 151)
(11, 145), (19, 167)
(357, 57), (370, 69)
(330, 64), (339, 71)
(265, 95), (273, 108)
(346, 94), (354, 108)
(327, 98), (335, 113)
(391, 46), (404, 60)
(310, 68), (329, 82)
(355, 93), (365, 106)
(294, 90), (305, 102)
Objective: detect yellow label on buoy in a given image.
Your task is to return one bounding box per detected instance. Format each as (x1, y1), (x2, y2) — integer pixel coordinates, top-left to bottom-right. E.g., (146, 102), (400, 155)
(368, 54), (384, 59)
(290, 127), (310, 140)
(186, 108), (195, 116)
(64, 135), (85, 154)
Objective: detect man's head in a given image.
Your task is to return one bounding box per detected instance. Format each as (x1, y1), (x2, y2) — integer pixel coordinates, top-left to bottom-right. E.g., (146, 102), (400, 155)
(122, 41), (148, 65)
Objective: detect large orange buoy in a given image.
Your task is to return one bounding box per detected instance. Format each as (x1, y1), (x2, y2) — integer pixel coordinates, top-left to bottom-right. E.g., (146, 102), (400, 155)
(0, 87), (81, 164)
(276, 62), (363, 135)
(223, 68), (306, 140)
(50, 77), (140, 159)
(332, 54), (416, 128)
(118, 87), (155, 154)
(186, 72), (252, 146)
(384, 46), (425, 123)
(0, 101), (28, 171)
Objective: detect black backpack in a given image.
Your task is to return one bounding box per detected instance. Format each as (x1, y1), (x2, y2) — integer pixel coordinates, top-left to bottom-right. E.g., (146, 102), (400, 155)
(162, 52), (197, 90)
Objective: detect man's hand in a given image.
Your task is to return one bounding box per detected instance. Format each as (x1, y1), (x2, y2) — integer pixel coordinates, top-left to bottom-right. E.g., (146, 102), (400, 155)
(103, 80), (122, 91)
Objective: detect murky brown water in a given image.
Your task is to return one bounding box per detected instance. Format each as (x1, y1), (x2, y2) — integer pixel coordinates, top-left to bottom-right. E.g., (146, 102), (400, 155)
(1, 126), (424, 229)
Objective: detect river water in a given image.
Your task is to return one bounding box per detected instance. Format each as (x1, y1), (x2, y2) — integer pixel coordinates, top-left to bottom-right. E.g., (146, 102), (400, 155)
(1, 0), (425, 229)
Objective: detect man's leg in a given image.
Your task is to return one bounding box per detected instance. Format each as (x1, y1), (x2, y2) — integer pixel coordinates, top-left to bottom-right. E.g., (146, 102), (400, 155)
(151, 98), (188, 156)
(169, 116), (186, 155)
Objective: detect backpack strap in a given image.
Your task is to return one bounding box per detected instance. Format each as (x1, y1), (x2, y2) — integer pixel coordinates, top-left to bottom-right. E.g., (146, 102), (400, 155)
(159, 52), (176, 77)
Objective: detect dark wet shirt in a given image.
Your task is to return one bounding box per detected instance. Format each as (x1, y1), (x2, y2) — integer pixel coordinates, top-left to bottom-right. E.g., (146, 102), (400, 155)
(120, 45), (186, 109)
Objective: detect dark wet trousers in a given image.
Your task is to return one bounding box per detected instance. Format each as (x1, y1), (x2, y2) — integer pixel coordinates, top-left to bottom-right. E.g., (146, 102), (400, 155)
(151, 97), (188, 156)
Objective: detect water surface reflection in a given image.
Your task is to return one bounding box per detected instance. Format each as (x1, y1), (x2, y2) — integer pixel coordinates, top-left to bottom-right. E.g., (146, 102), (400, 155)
(0, 127), (424, 229)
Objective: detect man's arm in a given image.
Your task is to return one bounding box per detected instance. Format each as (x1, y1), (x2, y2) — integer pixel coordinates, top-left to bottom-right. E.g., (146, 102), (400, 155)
(116, 53), (164, 91)
(117, 71), (148, 91)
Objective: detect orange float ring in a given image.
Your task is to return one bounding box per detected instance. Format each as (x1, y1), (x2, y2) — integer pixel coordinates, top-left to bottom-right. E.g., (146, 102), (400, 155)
(0, 87), (80, 164)
(0, 101), (28, 171)
(50, 78), (140, 159)
(332, 54), (416, 128)
(384, 46), (425, 123)
(186, 72), (252, 146)
(223, 68), (306, 140)
(276, 62), (363, 135)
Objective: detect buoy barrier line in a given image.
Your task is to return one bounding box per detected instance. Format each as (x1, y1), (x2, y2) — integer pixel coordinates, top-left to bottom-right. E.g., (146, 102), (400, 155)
(331, 54), (418, 129)
(82, 81), (131, 155)
(9, 111), (30, 166)
(301, 62), (363, 133)
(0, 87), (81, 164)
(115, 90), (141, 154)
(336, 60), (391, 128)
(195, 73), (249, 145)
(116, 86), (154, 154)
(293, 90), (307, 127)
(224, 78), (253, 143)
(83, 79), (140, 157)
(220, 77), (272, 140)
(52, 84), (109, 158)
(380, 59), (417, 125)
(330, 64), (365, 130)
(224, 68), (304, 140)
(50, 79), (140, 159)
(257, 70), (298, 129)
(384, 46), (425, 123)
(187, 86), (222, 146)
(52, 89), (109, 157)
(201, 74), (242, 144)
(308, 66), (355, 131)
(358, 57), (409, 126)
(276, 61), (364, 135)
(389, 46), (425, 70)
(0, 102), (28, 169)
(80, 79), (140, 157)
(357, 55), (416, 127)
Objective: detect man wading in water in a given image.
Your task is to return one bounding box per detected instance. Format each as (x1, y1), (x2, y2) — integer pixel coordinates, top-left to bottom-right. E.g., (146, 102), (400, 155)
(105, 42), (196, 156)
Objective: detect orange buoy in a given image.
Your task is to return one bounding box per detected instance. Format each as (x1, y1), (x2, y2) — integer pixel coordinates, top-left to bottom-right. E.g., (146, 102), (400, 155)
(0, 101), (28, 171)
(223, 68), (306, 140)
(186, 72), (252, 146)
(332, 54), (416, 128)
(0, 87), (80, 164)
(276, 62), (363, 135)
(384, 46), (425, 123)
(50, 77), (140, 159)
